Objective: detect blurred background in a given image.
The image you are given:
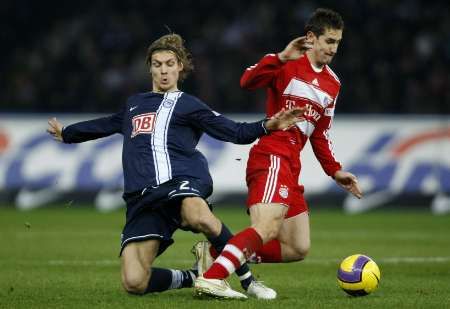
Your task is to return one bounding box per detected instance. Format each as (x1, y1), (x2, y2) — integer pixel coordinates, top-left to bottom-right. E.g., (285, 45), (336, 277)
(0, 0), (449, 213)
(2, 0), (450, 114)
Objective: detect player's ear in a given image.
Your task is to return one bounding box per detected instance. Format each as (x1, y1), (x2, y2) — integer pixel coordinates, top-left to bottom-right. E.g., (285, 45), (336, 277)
(178, 60), (184, 72)
(306, 31), (316, 42)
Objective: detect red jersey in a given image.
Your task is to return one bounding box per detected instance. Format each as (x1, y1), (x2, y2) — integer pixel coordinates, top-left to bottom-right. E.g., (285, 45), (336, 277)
(241, 53), (342, 177)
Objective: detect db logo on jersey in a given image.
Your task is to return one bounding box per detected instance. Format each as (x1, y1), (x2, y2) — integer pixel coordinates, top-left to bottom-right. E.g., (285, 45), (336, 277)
(131, 113), (156, 138)
(279, 185), (289, 199)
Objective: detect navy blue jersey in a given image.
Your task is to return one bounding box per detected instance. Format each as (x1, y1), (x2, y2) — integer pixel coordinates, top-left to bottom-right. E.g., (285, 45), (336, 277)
(62, 91), (268, 193)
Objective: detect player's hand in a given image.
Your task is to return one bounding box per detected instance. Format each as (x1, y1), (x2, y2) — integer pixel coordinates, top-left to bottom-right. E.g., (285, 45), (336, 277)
(334, 170), (363, 199)
(46, 117), (64, 142)
(278, 36), (313, 63)
(264, 106), (306, 131)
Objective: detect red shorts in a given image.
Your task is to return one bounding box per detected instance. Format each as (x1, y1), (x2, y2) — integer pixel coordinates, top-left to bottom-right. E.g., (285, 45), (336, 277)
(246, 142), (308, 218)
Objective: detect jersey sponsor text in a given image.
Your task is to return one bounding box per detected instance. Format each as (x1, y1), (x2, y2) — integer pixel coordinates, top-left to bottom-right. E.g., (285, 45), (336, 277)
(131, 112), (156, 137)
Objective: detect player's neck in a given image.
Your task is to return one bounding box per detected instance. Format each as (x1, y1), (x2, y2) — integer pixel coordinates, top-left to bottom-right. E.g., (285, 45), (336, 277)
(152, 84), (179, 94)
(305, 52), (325, 72)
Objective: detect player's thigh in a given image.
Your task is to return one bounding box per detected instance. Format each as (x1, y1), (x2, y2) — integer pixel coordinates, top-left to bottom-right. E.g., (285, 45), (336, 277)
(121, 239), (160, 282)
(249, 203), (288, 242)
(180, 196), (211, 224)
(180, 196), (221, 235)
(278, 211), (310, 253)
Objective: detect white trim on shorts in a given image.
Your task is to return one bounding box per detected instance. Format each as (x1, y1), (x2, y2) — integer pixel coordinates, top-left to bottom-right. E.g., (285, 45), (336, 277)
(168, 192), (201, 199)
(121, 233), (164, 249)
(262, 155), (280, 203)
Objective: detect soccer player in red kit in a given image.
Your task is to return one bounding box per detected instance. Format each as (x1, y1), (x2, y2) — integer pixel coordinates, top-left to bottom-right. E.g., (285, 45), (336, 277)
(195, 8), (363, 299)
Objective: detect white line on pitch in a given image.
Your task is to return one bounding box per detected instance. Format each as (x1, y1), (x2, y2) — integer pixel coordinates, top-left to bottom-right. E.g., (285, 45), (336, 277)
(1, 256), (449, 267)
(300, 256), (450, 264)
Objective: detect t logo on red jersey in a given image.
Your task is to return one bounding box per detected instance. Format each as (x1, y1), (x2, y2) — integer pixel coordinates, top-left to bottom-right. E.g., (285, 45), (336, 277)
(285, 99), (296, 109)
(131, 113), (156, 138)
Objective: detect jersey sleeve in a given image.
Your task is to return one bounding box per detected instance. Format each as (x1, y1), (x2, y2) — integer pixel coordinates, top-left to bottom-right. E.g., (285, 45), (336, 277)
(240, 54), (285, 90)
(62, 106), (125, 143)
(184, 97), (267, 144)
(309, 106), (342, 177)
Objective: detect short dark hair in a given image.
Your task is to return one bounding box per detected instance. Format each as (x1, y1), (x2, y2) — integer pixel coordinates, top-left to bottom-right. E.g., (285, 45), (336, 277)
(304, 8), (344, 37)
(145, 33), (194, 82)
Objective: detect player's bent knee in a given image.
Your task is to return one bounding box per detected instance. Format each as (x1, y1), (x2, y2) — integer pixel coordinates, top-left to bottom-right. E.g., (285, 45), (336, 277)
(265, 226), (281, 241)
(293, 247), (310, 261)
(257, 225), (279, 242)
(291, 242), (311, 261)
(254, 222), (282, 243)
(253, 217), (284, 242)
(122, 270), (148, 295)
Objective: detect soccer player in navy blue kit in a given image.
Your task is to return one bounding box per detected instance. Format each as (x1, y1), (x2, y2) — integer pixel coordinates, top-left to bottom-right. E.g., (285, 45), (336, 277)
(47, 33), (305, 299)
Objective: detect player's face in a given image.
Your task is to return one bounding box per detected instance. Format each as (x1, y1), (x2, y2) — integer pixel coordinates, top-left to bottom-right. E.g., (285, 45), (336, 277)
(150, 50), (183, 93)
(309, 28), (342, 66)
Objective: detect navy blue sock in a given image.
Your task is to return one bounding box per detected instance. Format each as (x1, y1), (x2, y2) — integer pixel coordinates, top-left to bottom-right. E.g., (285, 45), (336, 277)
(145, 267), (196, 293)
(207, 223), (255, 290)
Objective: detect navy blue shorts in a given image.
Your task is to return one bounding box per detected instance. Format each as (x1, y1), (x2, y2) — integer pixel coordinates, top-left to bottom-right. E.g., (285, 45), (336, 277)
(120, 177), (212, 257)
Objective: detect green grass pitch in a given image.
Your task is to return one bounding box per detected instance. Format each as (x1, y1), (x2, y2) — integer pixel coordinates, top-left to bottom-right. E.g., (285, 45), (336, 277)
(0, 205), (449, 308)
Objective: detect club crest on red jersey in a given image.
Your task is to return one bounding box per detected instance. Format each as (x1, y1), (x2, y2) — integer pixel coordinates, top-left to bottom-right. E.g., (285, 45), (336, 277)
(131, 112), (156, 138)
(279, 184), (289, 199)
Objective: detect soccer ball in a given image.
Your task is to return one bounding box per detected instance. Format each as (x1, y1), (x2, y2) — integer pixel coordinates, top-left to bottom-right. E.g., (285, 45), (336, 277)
(337, 254), (381, 296)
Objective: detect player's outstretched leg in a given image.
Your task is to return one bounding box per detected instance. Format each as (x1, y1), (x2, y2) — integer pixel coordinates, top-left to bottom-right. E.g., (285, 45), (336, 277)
(122, 240), (198, 294)
(194, 240), (276, 299)
(194, 228), (262, 299)
(249, 212), (311, 263)
(193, 241), (247, 299)
(205, 222), (276, 298)
(194, 203), (286, 299)
(145, 267), (197, 293)
(207, 224), (255, 289)
(194, 276), (248, 299)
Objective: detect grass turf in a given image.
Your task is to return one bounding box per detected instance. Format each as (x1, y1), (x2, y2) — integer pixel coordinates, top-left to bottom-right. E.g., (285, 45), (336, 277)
(0, 206), (449, 308)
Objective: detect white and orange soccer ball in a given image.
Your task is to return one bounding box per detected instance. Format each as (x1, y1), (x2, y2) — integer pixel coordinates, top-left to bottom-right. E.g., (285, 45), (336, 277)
(337, 254), (381, 296)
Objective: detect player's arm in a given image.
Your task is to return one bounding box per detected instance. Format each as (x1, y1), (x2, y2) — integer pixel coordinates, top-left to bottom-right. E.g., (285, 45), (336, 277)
(310, 113), (362, 198)
(309, 114), (342, 177)
(47, 109), (124, 143)
(240, 54), (284, 90)
(240, 36), (312, 90)
(187, 100), (305, 144)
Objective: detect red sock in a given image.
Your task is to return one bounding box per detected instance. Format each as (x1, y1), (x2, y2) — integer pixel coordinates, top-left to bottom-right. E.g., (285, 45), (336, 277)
(203, 228), (263, 279)
(255, 239), (282, 262)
